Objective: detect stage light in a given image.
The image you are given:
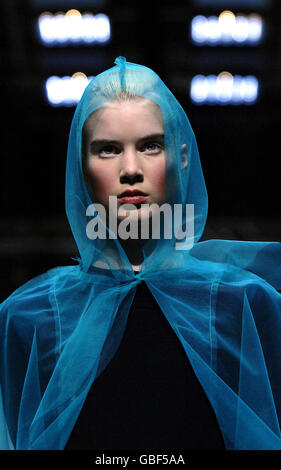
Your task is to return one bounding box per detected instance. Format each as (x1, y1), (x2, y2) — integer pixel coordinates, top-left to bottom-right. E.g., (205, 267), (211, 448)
(191, 11), (263, 45)
(45, 73), (94, 106)
(245, 13), (263, 43)
(38, 10), (111, 45)
(190, 72), (259, 104)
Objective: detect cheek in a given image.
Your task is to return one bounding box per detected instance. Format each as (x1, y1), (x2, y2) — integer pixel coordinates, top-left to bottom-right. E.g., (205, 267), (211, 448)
(150, 159), (166, 194)
(87, 162), (116, 200)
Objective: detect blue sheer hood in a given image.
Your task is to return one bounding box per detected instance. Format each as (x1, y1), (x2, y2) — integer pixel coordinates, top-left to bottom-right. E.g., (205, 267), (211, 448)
(1, 57), (281, 450)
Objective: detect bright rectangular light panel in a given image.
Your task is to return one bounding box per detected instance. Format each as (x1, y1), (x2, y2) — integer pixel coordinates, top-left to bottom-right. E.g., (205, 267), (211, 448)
(190, 73), (259, 105)
(191, 11), (263, 45)
(38, 10), (111, 45)
(45, 73), (94, 106)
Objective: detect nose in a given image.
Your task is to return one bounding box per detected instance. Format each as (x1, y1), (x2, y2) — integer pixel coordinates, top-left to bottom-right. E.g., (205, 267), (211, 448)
(119, 146), (144, 184)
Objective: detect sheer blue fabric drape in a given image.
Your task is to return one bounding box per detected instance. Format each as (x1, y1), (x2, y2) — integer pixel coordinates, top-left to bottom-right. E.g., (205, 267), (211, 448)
(1, 57), (281, 450)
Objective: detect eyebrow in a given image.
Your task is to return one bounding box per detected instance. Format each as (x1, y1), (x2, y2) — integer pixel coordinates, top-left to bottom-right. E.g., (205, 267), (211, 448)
(90, 133), (165, 148)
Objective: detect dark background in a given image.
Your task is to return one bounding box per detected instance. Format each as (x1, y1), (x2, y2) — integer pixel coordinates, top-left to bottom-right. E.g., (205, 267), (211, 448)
(1, 0), (280, 300)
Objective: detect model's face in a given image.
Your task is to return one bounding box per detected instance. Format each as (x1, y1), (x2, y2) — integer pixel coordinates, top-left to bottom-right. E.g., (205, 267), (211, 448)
(83, 100), (166, 222)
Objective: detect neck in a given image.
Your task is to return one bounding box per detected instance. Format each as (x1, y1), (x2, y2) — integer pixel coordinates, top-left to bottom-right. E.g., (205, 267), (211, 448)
(118, 237), (145, 271)
(115, 214), (160, 271)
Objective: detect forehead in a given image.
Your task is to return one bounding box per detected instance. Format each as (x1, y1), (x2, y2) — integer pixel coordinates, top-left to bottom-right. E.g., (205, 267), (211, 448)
(84, 100), (164, 140)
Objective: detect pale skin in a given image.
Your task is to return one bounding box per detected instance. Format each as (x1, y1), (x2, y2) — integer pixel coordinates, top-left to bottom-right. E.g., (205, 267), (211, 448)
(83, 99), (187, 271)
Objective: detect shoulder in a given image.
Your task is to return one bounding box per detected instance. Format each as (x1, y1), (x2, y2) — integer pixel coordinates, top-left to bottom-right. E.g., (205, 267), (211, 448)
(0, 265), (80, 327)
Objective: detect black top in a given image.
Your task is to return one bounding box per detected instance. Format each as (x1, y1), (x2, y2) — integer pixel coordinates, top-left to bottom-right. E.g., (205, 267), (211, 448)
(66, 280), (225, 450)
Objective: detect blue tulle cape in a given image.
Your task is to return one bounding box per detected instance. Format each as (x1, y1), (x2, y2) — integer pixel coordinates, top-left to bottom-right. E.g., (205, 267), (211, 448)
(1, 57), (281, 450)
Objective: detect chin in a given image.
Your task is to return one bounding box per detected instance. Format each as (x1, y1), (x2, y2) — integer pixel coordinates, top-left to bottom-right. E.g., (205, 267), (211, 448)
(117, 205), (151, 221)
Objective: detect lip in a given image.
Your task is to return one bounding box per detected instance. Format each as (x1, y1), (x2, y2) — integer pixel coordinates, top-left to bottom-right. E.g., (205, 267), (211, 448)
(118, 195), (148, 204)
(118, 189), (148, 198)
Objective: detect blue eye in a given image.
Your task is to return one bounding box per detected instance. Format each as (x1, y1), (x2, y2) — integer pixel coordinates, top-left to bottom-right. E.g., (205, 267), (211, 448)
(147, 143), (157, 150)
(144, 142), (162, 153)
(99, 145), (119, 157)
